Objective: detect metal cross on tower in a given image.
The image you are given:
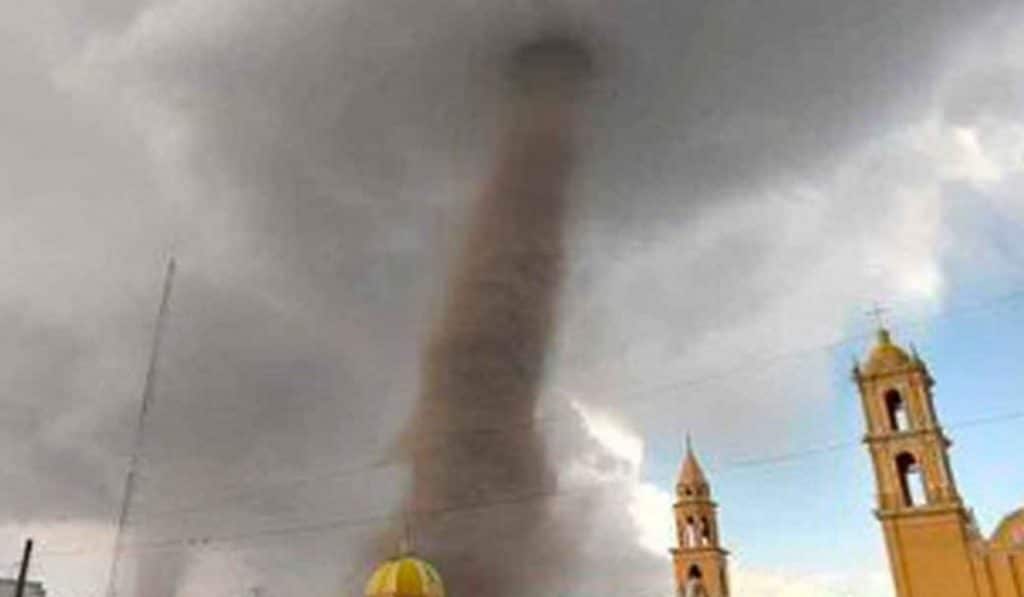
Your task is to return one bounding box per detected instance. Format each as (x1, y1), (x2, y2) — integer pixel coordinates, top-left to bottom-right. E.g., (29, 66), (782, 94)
(866, 302), (889, 330)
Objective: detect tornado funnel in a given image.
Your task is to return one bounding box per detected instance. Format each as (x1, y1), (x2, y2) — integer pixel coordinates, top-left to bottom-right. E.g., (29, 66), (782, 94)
(396, 35), (594, 595)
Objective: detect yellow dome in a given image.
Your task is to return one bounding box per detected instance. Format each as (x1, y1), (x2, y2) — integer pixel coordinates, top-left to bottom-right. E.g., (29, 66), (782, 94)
(365, 555), (445, 597)
(862, 329), (913, 375)
(990, 508), (1024, 549)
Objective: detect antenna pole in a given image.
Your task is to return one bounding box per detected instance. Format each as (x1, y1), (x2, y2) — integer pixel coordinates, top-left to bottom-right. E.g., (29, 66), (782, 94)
(14, 538), (33, 597)
(104, 258), (177, 597)
(399, 510), (414, 556)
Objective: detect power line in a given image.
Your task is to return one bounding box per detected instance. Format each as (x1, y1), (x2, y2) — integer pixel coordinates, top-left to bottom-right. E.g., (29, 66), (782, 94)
(125, 457), (398, 523)
(117, 287), (1024, 522)
(708, 409), (1024, 474)
(589, 287), (1024, 411)
(36, 406), (1024, 560)
(42, 482), (605, 558)
(33, 279), (1024, 561)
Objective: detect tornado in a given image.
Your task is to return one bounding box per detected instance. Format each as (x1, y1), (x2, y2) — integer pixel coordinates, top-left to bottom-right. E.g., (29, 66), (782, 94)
(398, 37), (594, 594)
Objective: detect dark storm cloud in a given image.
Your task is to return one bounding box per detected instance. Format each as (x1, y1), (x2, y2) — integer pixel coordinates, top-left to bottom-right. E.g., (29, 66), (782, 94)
(0, 306), (120, 520)
(83, 0), (1012, 376)
(96, 0), (1010, 256)
(944, 65), (1024, 126)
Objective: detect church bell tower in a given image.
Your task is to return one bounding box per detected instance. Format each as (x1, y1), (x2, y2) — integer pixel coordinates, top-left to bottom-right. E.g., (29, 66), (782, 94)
(853, 328), (985, 597)
(671, 438), (730, 597)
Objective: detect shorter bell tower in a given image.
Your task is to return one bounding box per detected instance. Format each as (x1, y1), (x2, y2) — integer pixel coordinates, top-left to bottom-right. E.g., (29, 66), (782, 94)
(671, 437), (730, 597)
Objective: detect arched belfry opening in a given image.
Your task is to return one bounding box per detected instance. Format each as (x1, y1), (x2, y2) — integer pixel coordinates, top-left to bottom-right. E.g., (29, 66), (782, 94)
(688, 564), (702, 579)
(896, 452), (927, 507)
(885, 389), (909, 431)
(684, 517), (697, 547)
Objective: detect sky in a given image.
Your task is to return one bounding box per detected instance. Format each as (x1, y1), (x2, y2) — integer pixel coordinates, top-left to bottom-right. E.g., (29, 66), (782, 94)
(1, 0), (1024, 595)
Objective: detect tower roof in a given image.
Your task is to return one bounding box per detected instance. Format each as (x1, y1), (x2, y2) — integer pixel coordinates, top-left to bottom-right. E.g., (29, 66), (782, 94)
(862, 328), (914, 376)
(677, 436), (709, 495)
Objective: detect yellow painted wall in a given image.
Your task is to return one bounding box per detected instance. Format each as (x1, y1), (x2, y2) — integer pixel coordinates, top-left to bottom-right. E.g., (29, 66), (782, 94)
(882, 512), (982, 597)
(990, 551), (1024, 597)
(673, 551), (728, 597)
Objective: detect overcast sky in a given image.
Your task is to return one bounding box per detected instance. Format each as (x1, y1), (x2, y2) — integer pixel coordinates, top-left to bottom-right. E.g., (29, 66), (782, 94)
(2, 0), (1024, 595)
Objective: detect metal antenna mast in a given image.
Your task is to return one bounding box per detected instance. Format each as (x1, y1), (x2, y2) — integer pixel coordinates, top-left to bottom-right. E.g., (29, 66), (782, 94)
(14, 538), (33, 597)
(104, 258), (177, 597)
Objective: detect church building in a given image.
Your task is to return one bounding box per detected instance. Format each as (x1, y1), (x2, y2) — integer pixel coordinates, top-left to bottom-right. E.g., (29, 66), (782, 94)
(853, 328), (1024, 597)
(360, 327), (1024, 597)
(671, 439), (730, 596)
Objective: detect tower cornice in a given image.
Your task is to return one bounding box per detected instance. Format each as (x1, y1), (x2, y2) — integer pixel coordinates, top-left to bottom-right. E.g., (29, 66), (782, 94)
(670, 546), (730, 557)
(855, 364), (930, 381)
(674, 497), (718, 509)
(874, 502), (969, 521)
(862, 426), (952, 445)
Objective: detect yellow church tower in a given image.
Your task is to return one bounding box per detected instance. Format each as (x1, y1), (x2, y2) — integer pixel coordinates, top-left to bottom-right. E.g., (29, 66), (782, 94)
(671, 438), (730, 596)
(853, 328), (1024, 597)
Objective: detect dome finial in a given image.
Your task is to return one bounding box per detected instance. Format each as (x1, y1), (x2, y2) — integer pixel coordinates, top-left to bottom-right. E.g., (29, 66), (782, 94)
(867, 303), (890, 338)
(399, 511), (414, 556)
(862, 323), (915, 376)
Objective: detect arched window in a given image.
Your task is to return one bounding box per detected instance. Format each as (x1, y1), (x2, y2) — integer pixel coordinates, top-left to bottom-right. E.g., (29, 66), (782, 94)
(700, 517), (712, 546)
(896, 452), (927, 507)
(885, 389), (909, 431)
(684, 565), (705, 597)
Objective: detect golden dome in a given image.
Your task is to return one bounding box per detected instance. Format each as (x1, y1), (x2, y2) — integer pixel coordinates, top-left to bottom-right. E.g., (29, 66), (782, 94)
(990, 508), (1024, 549)
(365, 554), (445, 597)
(862, 329), (913, 376)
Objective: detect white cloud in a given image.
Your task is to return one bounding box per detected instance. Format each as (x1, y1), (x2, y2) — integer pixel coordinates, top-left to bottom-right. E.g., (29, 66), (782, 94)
(571, 401), (645, 470)
(570, 400), (897, 596)
(733, 566), (893, 597)
(568, 400), (675, 555)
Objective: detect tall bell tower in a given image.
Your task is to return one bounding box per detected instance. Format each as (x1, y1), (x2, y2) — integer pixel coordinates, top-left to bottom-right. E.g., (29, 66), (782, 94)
(853, 328), (985, 597)
(671, 438), (730, 597)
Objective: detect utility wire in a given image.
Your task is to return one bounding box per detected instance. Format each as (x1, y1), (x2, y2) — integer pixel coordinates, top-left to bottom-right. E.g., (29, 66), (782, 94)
(709, 408), (1024, 474)
(36, 406), (1024, 560)
(35, 280), (1024, 560)
(118, 287), (1024, 523)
